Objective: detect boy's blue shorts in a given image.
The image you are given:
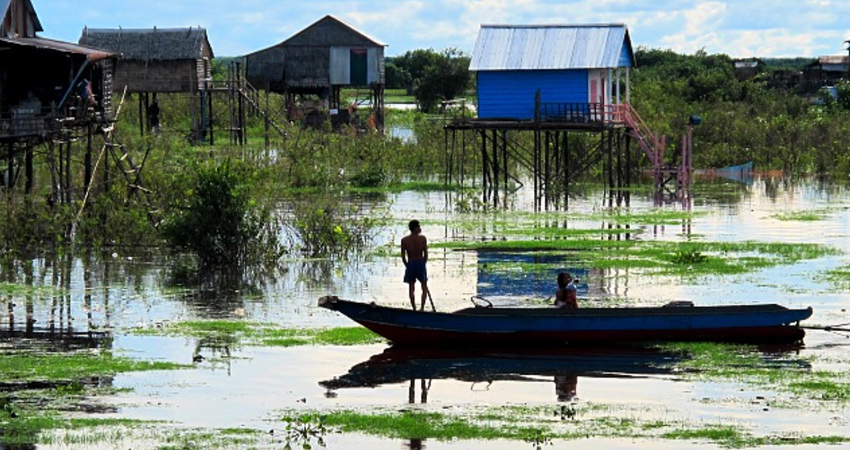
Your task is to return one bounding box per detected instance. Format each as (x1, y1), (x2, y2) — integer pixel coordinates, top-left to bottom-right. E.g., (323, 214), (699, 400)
(404, 259), (427, 283)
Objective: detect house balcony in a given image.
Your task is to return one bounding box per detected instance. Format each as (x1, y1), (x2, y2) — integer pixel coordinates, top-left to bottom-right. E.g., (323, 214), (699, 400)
(0, 108), (59, 140)
(536, 102), (629, 127)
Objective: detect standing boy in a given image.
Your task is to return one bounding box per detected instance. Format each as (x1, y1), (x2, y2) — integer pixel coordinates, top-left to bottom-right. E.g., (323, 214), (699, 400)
(401, 219), (429, 310)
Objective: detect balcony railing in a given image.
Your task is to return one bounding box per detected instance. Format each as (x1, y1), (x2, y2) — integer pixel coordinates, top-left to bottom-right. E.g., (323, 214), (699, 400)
(0, 114), (59, 138)
(536, 102), (629, 125)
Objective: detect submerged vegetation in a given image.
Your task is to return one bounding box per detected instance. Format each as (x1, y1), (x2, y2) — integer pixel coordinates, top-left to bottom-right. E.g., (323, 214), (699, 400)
(0, 352), (186, 381)
(821, 263), (850, 290)
(0, 350), (188, 446)
(769, 208), (839, 221)
(437, 233), (838, 278)
(660, 342), (850, 404)
(132, 320), (384, 347)
(280, 406), (849, 448)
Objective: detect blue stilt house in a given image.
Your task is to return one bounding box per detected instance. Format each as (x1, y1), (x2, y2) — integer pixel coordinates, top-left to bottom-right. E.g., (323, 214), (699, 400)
(470, 23), (635, 122)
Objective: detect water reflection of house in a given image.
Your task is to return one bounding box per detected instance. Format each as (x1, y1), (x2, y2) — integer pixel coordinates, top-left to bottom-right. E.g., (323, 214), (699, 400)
(244, 15), (386, 131)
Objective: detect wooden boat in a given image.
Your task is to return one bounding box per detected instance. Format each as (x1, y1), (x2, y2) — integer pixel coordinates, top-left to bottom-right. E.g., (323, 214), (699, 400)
(318, 296), (813, 346)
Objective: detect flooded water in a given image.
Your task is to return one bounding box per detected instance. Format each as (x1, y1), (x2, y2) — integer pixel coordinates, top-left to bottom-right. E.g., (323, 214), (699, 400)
(2, 174), (850, 449)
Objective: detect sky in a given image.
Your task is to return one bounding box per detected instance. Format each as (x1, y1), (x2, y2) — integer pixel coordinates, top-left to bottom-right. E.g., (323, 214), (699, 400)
(32, 0), (850, 59)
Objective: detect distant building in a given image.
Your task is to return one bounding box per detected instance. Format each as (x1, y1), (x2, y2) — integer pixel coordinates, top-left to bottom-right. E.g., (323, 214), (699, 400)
(733, 58), (764, 81)
(469, 23), (635, 121)
(803, 55), (849, 89)
(79, 27), (214, 93)
(244, 15), (386, 126)
(1, 0), (117, 138)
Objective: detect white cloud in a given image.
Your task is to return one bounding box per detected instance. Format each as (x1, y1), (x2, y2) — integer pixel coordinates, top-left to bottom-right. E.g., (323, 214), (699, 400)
(681, 2), (727, 37)
(31, 0), (850, 57)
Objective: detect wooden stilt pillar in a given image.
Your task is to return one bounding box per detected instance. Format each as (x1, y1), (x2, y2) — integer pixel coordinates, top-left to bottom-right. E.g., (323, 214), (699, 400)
(448, 129), (456, 188)
(0, 142), (15, 190)
(25, 146), (33, 194)
(491, 129), (498, 207)
(5, 143), (14, 191)
(553, 131), (561, 207)
(625, 132), (632, 200)
(480, 129), (488, 205)
(542, 131), (548, 208)
(532, 128), (538, 210)
(563, 132), (569, 208)
(444, 128), (451, 188)
(208, 84), (215, 146)
(238, 65), (246, 146)
(56, 141), (64, 204)
(138, 94), (144, 136)
(84, 123), (93, 195)
(47, 140), (58, 210)
(604, 130), (610, 190)
(264, 86), (270, 149)
(460, 128), (466, 188)
(501, 130), (508, 203)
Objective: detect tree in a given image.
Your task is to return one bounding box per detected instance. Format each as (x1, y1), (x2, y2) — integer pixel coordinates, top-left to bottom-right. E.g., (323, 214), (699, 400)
(411, 48), (471, 112)
(385, 60), (412, 90)
(393, 49), (440, 86)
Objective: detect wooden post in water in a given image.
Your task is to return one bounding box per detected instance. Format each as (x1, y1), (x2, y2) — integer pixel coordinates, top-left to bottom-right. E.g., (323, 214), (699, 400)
(480, 129), (488, 205)
(502, 130), (508, 205)
(491, 129), (498, 207)
(25, 146), (33, 194)
(84, 123), (92, 195)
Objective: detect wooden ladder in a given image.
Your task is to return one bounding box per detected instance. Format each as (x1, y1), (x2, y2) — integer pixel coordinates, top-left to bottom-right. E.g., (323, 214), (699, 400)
(237, 77), (289, 140)
(70, 88), (158, 242)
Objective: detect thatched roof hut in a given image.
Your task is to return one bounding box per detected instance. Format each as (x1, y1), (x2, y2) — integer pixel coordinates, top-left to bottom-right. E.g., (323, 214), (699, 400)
(79, 27), (214, 93)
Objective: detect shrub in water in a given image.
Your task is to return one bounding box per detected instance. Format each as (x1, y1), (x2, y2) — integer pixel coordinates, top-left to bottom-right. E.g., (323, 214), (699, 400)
(160, 159), (280, 267)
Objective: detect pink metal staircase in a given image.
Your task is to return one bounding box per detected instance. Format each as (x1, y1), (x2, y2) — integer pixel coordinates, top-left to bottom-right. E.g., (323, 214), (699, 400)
(617, 104), (691, 194)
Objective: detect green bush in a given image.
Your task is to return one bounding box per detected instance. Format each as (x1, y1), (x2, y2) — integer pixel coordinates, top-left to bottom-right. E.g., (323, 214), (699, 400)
(160, 159), (281, 267)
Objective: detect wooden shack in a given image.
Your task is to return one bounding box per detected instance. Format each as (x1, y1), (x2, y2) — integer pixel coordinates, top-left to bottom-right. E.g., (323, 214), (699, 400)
(733, 58), (764, 81)
(244, 15), (385, 127)
(2, 0), (117, 195)
(470, 23), (634, 121)
(78, 26), (213, 93)
(803, 55), (849, 89)
(1, 0), (116, 136)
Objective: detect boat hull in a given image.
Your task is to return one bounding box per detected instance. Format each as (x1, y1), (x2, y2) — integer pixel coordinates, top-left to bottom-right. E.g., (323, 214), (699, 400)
(318, 296), (812, 346)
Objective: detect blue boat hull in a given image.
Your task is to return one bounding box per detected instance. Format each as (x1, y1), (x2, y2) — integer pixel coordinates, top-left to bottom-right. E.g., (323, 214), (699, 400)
(318, 296), (812, 345)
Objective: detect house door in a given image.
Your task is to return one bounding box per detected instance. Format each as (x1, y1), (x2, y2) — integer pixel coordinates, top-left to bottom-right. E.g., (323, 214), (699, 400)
(589, 70), (605, 121)
(350, 48), (368, 86)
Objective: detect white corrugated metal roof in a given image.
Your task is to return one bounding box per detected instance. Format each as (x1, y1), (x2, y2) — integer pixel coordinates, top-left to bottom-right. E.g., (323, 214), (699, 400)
(470, 24), (632, 71)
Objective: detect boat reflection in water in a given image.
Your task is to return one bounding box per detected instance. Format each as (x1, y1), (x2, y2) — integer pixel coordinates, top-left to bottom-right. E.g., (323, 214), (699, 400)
(320, 345), (682, 403)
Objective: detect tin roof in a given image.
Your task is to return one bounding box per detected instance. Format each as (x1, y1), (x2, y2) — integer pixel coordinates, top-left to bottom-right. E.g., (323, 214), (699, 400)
(817, 55), (848, 65)
(0, 36), (115, 61)
(470, 23), (633, 71)
(808, 55), (849, 73)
